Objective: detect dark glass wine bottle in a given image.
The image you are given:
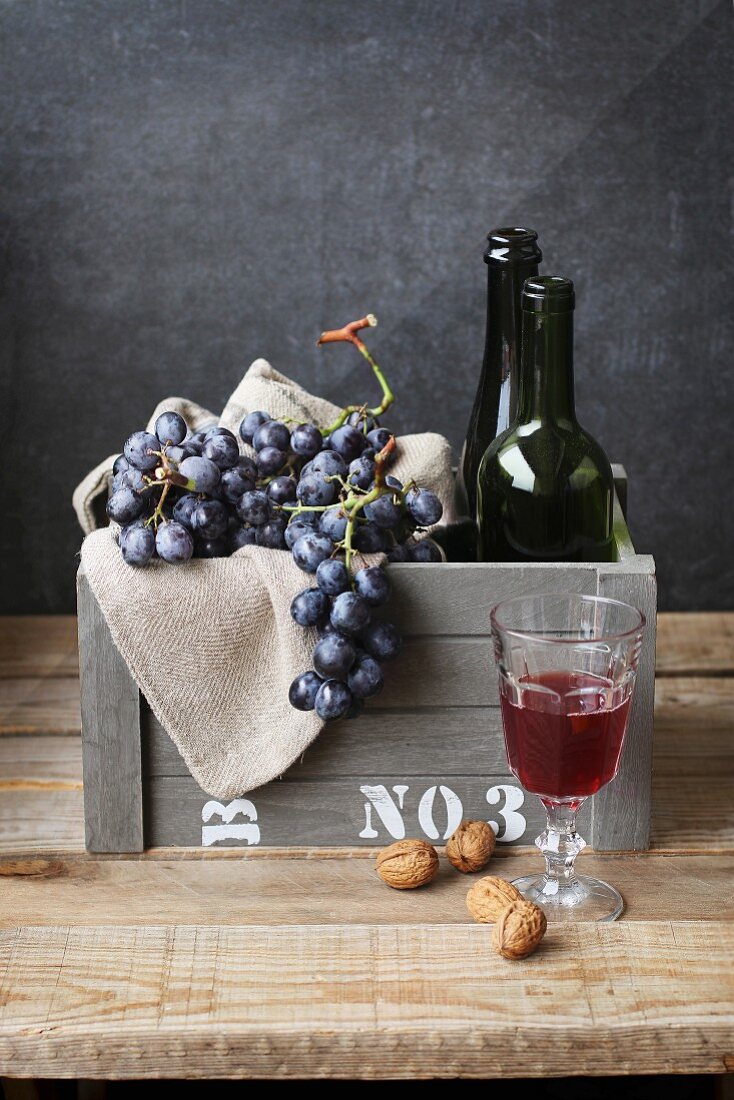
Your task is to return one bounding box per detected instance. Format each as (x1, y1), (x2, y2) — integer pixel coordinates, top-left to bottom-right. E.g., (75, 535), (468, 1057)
(477, 276), (615, 563)
(456, 227), (542, 519)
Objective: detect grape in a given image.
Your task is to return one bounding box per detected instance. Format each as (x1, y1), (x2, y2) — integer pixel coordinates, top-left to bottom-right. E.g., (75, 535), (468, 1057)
(346, 410), (379, 433)
(315, 679), (353, 721)
(111, 472), (127, 494)
(348, 455), (375, 489)
(122, 467), (147, 493)
(290, 587), (329, 627)
(167, 444), (196, 464)
(179, 456), (221, 494)
(220, 466), (256, 504)
(267, 476), (297, 505)
(345, 695), (364, 719)
(155, 411), (187, 446)
(120, 523), (156, 566)
(353, 523), (387, 553)
(236, 490), (271, 526)
(406, 488), (443, 527)
(192, 499), (228, 539)
(239, 410), (271, 444)
(196, 536), (228, 558)
(107, 487), (145, 525)
(234, 455), (258, 479)
(124, 431), (160, 471)
(367, 428), (394, 452)
(330, 424), (367, 462)
(316, 558), (351, 596)
(385, 475), (403, 491)
(347, 653), (384, 699)
(256, 446), (287, 476)
(284, 518), (316, 549)
(172, 493), (199, 530)
(361, 619), (402, 661)
(296, 472), (337, 507)
(112, 455), (129, 475)
(255, 518), (287, 549)
(312, 633), (356, 678)
(319, 507), (348, 542)
(364, 494), (402, 529)
(330, 591), (371, 635)
(310, 450), (347, 479)
(386, 543), (411, 562)
(291, 532), (333, 573)
(203, 433), (240, 470)
(156, 521), (194, 563)
(354, 566), (390, 606)
(186, 430), (208, 455)
(290, 423), (323, 458)
(408, 538), (443, 562)
(228, 524), (258, 551)
(252, 420), (291, 453)
(289, 671), (323, 711)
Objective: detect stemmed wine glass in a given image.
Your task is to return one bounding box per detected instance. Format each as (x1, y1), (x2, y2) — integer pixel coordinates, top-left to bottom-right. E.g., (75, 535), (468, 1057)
(490, 593), (645, 922)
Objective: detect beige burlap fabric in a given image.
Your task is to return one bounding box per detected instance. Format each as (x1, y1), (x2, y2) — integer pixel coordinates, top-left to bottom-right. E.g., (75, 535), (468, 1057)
(77, 359), (457, 798)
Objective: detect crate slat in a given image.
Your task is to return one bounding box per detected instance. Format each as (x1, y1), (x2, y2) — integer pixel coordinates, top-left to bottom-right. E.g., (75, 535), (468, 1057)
(145, 773), (591, 848)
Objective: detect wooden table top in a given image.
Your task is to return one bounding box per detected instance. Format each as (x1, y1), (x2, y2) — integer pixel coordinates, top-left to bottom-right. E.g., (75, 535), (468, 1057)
(0, 612), (732, 1080)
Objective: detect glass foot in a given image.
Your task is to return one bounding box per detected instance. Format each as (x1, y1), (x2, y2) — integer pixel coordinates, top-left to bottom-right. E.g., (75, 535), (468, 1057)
(511, 873), (624, 923)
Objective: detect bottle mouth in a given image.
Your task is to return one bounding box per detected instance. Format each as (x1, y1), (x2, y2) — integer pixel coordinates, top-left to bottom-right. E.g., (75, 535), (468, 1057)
(522, 274), (575, 313)
(485, 227), (542, 266)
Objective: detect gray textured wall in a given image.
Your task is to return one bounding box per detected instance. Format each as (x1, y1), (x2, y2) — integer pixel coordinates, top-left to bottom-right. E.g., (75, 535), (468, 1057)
(1, 0), (732, 612)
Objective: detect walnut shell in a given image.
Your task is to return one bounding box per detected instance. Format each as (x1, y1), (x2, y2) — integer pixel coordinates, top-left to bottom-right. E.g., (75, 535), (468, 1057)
(375, 839), (439, 889)
(492, 900), (547, 959)
(446, 820), (496, 873)
(466, 875), (522, 923)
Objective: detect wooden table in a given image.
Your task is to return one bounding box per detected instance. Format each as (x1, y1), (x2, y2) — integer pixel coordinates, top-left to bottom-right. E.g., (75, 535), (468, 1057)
(0, 613), (732, 1081)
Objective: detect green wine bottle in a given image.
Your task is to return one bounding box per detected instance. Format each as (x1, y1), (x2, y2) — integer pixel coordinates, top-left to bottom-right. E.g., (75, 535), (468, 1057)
(477, 276), (615, 563)
(456, 227), (542, 519)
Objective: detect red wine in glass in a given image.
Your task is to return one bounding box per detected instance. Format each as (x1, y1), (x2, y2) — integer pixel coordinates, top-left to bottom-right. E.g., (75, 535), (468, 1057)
(500, 671), (632, 798)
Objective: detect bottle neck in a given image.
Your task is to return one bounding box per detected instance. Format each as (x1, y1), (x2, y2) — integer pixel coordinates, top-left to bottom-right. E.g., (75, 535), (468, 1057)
(484, 259), (539, 424)
(517, 309), (576, 424)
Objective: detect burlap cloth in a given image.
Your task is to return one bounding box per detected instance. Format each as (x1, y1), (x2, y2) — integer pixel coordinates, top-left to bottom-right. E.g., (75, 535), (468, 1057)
(75, 359), (458, 798)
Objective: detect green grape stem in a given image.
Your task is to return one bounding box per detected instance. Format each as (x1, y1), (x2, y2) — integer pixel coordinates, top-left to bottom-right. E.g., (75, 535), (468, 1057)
(342, 435), (397, 572)
(317, 314), (394, 435)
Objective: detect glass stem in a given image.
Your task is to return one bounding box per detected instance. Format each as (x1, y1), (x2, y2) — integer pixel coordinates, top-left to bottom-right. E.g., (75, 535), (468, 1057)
(536, 797), (587, 896)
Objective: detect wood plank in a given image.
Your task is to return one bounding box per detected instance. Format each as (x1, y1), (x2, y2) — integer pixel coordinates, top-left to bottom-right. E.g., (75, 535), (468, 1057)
(0, 922), (731, 1079)
(77, 570), (143, 853)
(142, 702), (509, 777)
(384, 562), (601, 635)
(656, 612), (734, 676)
(0, 852), (730, 928)
(0, 791), (85, 853)
(145, 774), (590, 848)
(0, 679), (80, 735)
(0, 616), (78, 679)
(651, 774), (734, 849)
(0, 736), (82, 788)
(593, 567), (656, 850)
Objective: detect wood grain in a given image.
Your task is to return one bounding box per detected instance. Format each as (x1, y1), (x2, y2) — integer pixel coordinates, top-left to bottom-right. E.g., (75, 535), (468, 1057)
(0, 678), (80, 735)
(0, 790), (84, 852)
(0, 851), (730, 928)
(0, 617), (78, 679)
(77, 570), (143, 853)
(1, 922), (731, 1079)
(656, 612), (734, 676)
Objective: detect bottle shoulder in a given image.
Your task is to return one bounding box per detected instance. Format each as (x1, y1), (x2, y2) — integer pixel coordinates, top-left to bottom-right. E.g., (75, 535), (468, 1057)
(477, 418), (613, 489)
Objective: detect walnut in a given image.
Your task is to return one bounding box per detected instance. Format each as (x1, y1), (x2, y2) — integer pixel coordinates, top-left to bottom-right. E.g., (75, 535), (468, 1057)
(446, 820), (496, 873)
(466, 875), (522, 922)
(492, 900), (547, 959)
(375, 839), (439, 889)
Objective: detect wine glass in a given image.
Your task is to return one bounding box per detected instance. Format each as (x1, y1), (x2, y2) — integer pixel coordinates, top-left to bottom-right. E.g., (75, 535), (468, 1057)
(490, 593), (645, 922)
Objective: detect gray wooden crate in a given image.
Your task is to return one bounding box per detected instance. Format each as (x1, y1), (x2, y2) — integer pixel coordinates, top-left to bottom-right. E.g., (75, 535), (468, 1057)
(77, 466), (656, 853)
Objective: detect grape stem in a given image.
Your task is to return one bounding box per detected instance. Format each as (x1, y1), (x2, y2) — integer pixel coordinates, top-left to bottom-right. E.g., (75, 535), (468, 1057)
(342, 435), (396, 572)
(317, 314), (394, 434)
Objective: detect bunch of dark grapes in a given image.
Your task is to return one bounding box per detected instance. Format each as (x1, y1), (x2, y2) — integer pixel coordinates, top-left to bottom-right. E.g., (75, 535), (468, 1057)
(106, 314), (444, 722)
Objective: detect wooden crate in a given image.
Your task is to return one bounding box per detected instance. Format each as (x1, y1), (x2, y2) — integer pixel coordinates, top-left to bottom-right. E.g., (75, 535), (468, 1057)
(77, 467), (656, 853)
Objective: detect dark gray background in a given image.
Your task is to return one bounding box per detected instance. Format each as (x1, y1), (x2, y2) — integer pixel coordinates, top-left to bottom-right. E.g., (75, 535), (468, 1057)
(1, 0), (732, 612)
